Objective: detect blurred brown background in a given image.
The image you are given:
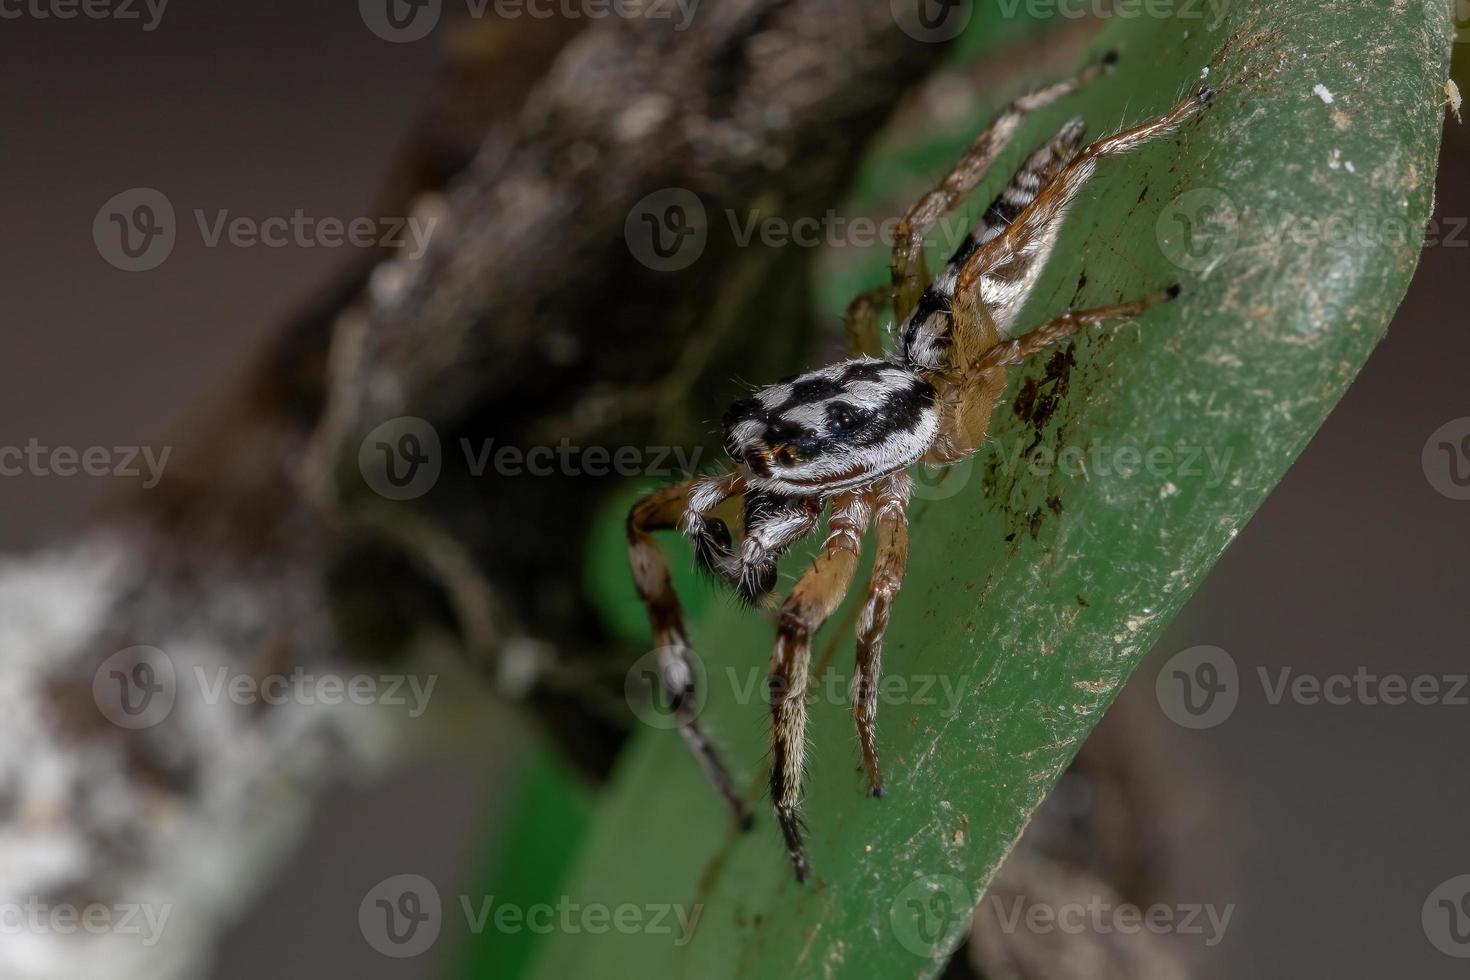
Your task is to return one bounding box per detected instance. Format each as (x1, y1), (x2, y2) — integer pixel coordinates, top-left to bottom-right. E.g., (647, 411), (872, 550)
(2, 4), (1467, 978)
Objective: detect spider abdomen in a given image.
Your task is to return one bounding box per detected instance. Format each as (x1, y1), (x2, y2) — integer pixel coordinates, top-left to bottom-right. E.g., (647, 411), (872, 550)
(722, 357), (938, 496)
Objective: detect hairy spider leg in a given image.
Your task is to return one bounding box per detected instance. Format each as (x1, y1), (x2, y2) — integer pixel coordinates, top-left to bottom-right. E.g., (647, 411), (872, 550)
(844, 285), (890, 360)
(627, 477), (753, 828)
(889, 52), (1116, 322)
(952, 85), (1215, 365)
(769, 490), (871, 882)
(851, 472), (912, 799)
(896, 115), (1091, 374)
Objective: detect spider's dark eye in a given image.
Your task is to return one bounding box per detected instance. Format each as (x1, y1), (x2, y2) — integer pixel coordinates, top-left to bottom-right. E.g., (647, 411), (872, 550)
(825, 402), (871, 435)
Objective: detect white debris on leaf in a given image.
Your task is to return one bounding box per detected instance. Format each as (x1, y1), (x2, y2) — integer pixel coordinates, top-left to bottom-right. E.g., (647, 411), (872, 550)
(1312, 83), (1335, 105)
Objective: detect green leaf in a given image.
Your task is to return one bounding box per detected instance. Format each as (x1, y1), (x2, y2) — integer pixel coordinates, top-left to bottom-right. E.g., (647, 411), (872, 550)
(513, 4), (1455, 978)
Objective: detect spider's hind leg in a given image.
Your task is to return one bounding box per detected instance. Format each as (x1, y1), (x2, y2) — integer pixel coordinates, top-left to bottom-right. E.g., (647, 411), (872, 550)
(627, 476), (753, 828)
(973, 285), (1182, 373)
(890, 52), (1116, 321)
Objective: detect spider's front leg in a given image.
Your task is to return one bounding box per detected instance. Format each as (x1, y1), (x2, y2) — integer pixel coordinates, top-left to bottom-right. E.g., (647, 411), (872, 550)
(769, 491), (871, 882)
(627, 476), (753, 828)
(852, 472), (912, 799)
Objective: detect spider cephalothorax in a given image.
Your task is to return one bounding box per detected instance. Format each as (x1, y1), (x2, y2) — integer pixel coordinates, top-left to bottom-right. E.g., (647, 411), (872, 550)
(627, 54), (1215, 882)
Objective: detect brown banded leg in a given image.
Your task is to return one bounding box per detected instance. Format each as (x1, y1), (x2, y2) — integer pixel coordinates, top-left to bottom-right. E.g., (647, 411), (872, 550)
(852, 473), (912, 799)
(770, 491), (872, 882)
(973, 285), (1182, 373)
(844, 285), (891, 359)
(957, 86), (1216, 307)
(890, 53), (1116, 321)
(627, 478), (753, 829)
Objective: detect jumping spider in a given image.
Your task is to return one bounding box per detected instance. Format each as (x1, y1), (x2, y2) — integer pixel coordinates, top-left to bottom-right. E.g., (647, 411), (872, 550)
(628, 55), (1215, 883)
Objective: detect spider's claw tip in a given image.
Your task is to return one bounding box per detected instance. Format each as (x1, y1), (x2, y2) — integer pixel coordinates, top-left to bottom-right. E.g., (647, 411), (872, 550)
(1197, 86), (1217, 104)
(793, 858), (811, 884)
(1165, 283), (1183, 301)
(871, 783), (887, 799)
(737, 810), (756, 832)
(1101, 49), (1120, 67)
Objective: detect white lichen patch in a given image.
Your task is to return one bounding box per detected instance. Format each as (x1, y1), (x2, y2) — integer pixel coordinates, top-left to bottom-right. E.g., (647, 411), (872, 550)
(1312, 83), (1335, 105)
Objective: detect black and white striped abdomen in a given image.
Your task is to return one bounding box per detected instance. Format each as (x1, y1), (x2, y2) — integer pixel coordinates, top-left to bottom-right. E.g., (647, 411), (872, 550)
(895, 117), (1087, 373)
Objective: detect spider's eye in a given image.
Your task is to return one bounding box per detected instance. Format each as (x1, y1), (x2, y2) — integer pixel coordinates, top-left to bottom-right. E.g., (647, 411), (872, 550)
(774, 445), (798, 466)
(825, 402), (871, 435)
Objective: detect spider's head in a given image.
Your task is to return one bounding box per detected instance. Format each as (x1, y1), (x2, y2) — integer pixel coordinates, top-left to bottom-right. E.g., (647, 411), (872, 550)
(721, 357), (937, 496)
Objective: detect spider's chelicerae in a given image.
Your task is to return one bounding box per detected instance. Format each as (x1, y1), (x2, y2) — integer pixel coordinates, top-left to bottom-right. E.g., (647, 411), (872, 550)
(627, 54), (1215, 883)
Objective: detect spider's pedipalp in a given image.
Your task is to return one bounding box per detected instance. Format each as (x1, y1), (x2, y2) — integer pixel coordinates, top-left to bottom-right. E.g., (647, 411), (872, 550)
(722, 358), (938, 498)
